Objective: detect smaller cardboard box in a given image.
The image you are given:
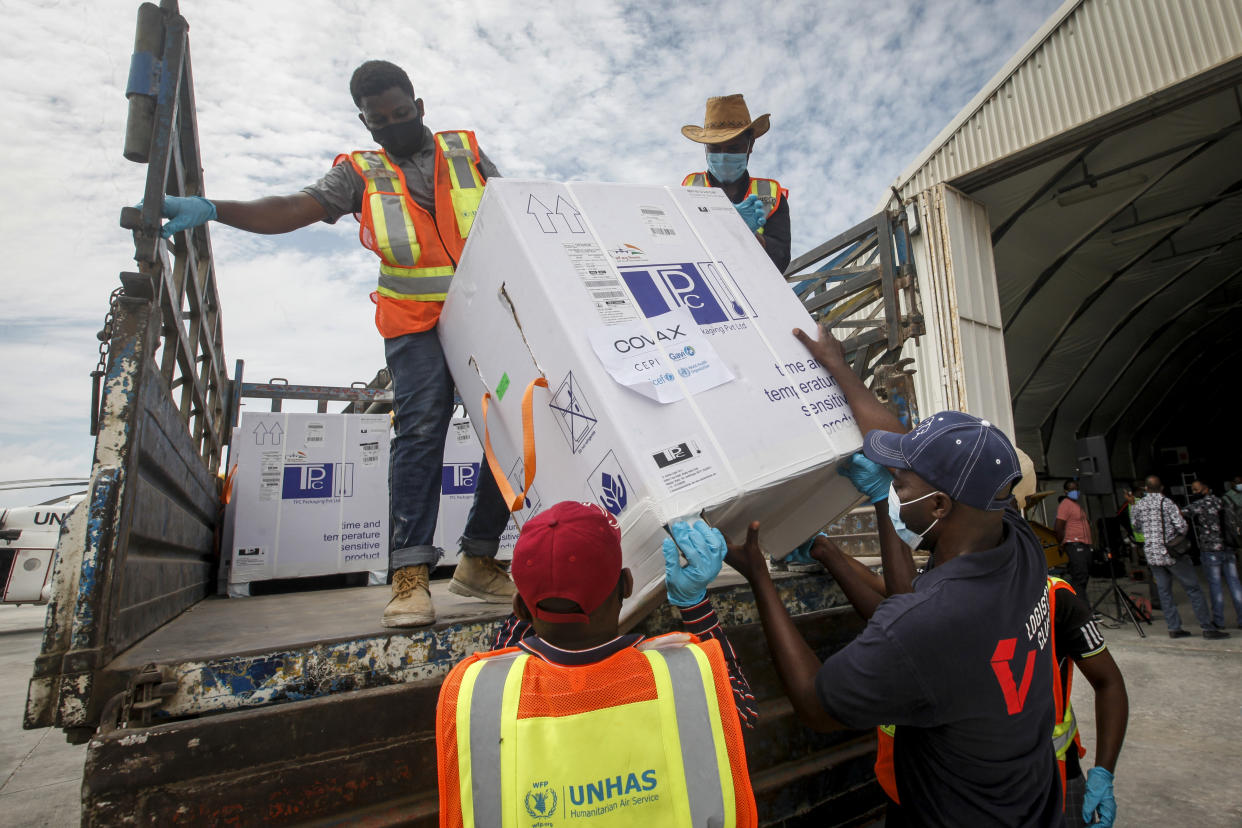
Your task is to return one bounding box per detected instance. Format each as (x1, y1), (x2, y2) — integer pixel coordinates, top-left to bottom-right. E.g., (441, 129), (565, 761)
(435, 417), (519, 565)
(229, 412), (390, 584)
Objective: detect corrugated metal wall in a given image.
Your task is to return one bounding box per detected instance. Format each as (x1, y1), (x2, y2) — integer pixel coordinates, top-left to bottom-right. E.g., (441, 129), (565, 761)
(896, 0), (1242, 197)
(905, 185), (1017, 438)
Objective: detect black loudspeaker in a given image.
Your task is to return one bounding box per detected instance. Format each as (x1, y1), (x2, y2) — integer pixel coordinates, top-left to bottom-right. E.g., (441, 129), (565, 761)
(1076, 435), (1114, 495)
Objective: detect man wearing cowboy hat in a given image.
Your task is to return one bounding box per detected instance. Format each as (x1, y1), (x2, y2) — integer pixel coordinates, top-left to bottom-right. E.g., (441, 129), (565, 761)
(682, 94), (791, 272)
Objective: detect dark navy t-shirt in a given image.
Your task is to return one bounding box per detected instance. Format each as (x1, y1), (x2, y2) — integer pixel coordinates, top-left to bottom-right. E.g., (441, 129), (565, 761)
(816, 505), (1063, 828)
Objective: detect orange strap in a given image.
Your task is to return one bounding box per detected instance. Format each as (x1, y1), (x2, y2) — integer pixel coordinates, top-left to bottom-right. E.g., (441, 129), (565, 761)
(222, 463), (238, 506)
(481, 377), (548, 512)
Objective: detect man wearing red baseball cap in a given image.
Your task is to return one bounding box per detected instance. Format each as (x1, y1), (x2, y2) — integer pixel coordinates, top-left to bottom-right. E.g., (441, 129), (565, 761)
(435, 501), (758, 827)
(719, 323), (1067, 828)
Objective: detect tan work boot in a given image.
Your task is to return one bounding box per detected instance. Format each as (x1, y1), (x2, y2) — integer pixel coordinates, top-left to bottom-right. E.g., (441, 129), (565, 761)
(382, 565), (435, 628)
(449, 556), (516, 603)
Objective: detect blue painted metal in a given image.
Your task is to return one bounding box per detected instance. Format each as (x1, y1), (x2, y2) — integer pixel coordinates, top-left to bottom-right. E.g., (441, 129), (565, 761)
(125, 51), (161, 98)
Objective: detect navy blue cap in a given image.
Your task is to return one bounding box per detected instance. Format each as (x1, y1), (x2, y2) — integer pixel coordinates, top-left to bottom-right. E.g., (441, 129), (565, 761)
(862, 411), (1021, 512)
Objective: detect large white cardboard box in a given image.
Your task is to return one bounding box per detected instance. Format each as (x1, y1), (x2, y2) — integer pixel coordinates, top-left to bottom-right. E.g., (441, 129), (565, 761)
(435, 417), (520, 565)
(439, 180), (864, 624)
(229, 412), (391, 584)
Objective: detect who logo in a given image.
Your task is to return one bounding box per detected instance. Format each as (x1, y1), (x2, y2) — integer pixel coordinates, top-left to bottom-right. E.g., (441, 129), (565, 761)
(619, 261), (756, 325)
(282, 463), (355, 499)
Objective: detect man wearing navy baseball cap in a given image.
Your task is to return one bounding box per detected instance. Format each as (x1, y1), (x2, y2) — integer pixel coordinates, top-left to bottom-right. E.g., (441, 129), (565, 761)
(724, 324), (1064, 827)
(436, 502), (759, 827)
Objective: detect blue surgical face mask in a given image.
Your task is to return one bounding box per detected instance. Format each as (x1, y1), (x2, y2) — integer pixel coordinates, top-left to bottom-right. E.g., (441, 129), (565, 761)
(887, 483), (941, 550)
(1067, 490), (1080, 501)
(706, 152), (749, 184)
(1234, 484), (1241, 492)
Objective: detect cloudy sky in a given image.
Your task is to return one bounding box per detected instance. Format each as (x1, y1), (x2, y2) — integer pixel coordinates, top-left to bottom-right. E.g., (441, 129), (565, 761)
(0, 0), (1062, 507)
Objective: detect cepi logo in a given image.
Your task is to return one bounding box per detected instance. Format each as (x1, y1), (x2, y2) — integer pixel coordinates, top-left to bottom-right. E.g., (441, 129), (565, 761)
(525, 782), (557, 818)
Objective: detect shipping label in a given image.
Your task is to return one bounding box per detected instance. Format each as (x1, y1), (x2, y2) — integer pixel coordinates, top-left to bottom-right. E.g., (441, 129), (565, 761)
(258, 451), (282, 502)
(563, 240), (638, 324)
(648, 437), (717, 494)
(587, 308), (734, 403)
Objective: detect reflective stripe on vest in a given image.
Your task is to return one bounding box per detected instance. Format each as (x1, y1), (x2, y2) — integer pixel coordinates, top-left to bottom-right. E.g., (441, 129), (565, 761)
(681, 172), (783, 219)
(436, 131), (485, 240)
(1052, 703), (1079, 760)
(347, 150), (455, 302)
(453, 643), (737, 827)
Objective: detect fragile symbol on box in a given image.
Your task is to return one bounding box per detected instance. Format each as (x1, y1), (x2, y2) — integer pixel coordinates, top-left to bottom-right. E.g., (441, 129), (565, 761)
(588, 451), (631, 517)
(619, 261), (755, 325)
(549, 371), (598, 454)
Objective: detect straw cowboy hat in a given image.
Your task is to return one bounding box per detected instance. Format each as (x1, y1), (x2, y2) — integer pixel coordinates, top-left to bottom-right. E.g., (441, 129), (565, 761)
(681, 94), (770, 144)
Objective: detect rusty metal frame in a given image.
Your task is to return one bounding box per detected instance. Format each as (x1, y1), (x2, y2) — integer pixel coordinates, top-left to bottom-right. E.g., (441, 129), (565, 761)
(786, 206), (924, 424)
(27, 0), (229, 738)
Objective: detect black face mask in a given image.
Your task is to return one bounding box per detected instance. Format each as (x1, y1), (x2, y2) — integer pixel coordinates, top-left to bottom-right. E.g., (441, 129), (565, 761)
(370, 116), (424, 157)
(1190, 491), (1205, 501)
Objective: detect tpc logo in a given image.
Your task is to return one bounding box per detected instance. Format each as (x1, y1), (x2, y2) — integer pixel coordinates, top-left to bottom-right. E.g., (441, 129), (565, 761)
(619, 261), (756, 325)
(282, 464), (354, 499)
(283, 464), (334, 499)
(442, 462), (479, 495)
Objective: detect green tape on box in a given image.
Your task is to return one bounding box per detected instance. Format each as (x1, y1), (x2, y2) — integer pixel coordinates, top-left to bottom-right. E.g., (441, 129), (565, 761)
(496, 372), (511, 401)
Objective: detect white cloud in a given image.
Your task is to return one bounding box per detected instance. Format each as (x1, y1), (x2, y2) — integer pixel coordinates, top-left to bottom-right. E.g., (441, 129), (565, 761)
(0, 0), (1061, 501)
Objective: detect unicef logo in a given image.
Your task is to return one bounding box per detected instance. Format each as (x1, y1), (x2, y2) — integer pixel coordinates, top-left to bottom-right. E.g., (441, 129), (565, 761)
(663, 372), (675, 382)
(525, 785), (558, 818)
(682, 345), (695, 357)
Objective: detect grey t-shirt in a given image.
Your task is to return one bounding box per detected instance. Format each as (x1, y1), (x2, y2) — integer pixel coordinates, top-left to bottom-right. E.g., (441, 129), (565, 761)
(302, 125), (500, 223)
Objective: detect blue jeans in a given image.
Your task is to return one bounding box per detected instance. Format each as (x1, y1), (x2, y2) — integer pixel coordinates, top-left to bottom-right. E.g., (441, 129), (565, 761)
(1202, 548), (1242, 628)
(1150, 555), (1214, 632)
(385, 330), (511, 570)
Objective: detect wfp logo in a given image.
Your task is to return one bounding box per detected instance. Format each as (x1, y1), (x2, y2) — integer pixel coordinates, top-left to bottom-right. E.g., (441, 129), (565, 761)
(525, 782), (557, 818)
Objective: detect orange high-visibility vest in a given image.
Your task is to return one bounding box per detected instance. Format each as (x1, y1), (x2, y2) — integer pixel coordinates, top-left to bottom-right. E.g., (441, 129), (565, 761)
(874, 577), (1086, 810)
(681, 172), (786, 229)
(1047, 576), (1087, 808)
(338, 130), (486, 339)
(436, 632), (758, 828)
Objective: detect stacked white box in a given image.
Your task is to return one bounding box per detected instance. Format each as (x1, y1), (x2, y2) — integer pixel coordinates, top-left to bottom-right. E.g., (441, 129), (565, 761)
(439, 180), (863, 624)
(434, 417), (519, 565)
(229, 412), (390, 584)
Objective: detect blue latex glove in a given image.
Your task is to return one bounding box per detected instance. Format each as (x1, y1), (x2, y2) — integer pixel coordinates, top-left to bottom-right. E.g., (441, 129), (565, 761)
(837, 452), (893, 504)
(140, 195), (217, 239)
(734, 194), (767, 232)
(661, 520), (727, 607)
(1082, 767), (1116, 827)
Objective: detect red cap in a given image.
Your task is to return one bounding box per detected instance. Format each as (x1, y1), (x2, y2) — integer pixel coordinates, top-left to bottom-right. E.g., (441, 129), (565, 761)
(511, 501), (623, 624)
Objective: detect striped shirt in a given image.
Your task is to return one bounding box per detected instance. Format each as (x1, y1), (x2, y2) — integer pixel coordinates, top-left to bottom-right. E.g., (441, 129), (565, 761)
(491, 598), (758, 728)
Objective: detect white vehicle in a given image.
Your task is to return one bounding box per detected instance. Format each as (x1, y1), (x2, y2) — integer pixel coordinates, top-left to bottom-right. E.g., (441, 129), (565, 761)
(1, 489), (86, 604)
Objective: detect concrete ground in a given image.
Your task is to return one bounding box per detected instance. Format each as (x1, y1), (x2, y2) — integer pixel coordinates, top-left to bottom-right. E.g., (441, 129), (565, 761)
(0, 567), (1239, 827)
(1071, 569), (1242, 828)
(0, 604), (83, 827)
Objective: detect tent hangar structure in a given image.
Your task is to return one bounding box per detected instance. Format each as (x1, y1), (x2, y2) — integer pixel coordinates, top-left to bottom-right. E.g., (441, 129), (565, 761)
(886, 0), (1242, 487)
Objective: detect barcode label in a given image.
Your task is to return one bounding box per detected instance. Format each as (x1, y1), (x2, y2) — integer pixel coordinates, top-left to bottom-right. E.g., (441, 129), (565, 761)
(259, 452), (282, 501)
(305, 423), (325, 444)
(641, 207), (665, 216)
(593, 290), (627, 299)
(650, 227), (675, 236)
